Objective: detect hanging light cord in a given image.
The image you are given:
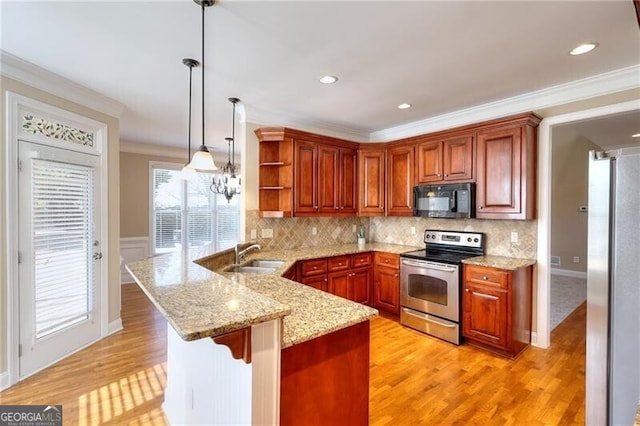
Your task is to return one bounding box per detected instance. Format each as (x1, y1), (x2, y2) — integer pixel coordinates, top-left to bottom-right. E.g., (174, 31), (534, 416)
(187, 62), (194, 161)
(201, 1), (206, 150)
(231, 100), (236, 175)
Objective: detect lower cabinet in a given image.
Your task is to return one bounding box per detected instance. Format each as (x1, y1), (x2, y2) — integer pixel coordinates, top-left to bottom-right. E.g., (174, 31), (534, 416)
(373, 253), (400, 315)
(462, 263), (533, 358)
(296, 252), (374, 306)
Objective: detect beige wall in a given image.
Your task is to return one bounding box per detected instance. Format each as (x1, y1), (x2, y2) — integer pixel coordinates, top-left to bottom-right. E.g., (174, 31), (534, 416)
(119, 152), (184, 238)
(0, 76), (121, 376)
(550, 126), (601, 273)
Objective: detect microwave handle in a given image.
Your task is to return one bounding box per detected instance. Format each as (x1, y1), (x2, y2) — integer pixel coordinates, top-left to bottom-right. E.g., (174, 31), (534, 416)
(451, 190), (457, 212)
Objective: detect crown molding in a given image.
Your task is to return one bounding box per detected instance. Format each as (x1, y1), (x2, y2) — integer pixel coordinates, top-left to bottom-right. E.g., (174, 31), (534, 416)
(244, 104), (370, 142)
(370, 65), (640, 142)
(0, 50), (125, 119)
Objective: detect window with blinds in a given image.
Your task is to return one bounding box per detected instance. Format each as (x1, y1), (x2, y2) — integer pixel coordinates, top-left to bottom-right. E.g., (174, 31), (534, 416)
(32, 158), (94, 339)
(152, 165), (240, 254)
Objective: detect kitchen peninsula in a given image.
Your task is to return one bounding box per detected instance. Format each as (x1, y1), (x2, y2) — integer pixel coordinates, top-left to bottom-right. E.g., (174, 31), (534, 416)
(126, 242), (418, 425)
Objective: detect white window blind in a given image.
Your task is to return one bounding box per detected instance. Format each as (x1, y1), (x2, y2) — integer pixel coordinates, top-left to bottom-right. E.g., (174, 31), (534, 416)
(152, 165), (240, 254)
(31, 158), (94, 339)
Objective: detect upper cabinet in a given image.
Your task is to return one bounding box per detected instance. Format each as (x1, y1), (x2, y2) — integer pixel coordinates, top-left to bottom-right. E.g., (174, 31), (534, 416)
(387, 145), (414, 216)
(415, 134), (474, 184)
(256, 112), (539, 220)
(475, 114), (540, 220)
(317, 145), (357, 215)
(256, 128), (358, 218)
(357, 147), (386, 216)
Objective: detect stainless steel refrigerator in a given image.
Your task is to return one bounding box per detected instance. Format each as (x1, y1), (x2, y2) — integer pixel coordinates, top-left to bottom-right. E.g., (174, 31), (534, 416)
(587, 147), (640, 425)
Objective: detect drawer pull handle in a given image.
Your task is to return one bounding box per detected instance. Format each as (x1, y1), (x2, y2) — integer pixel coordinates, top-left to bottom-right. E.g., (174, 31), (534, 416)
(473, 292), (499, 301)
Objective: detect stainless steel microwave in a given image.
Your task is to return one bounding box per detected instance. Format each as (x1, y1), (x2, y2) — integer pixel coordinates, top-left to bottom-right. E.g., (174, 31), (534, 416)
(413, 183), (475, 219)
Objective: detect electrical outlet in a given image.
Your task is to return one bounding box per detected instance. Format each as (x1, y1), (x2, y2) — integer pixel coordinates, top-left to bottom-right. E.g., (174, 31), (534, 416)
(250, 229), (257, 239)
(312, 227), (317, 235)
(411, 226), (416, 235)
(510, 232), (518, 243)
(261, 228), (273, 239)
(573, 256), (580, 263)
(352, 225), (357, 233)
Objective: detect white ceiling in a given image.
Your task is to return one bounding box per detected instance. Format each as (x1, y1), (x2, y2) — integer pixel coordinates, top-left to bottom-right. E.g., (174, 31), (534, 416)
(1, 1), (639, 154)
(569, 110), (640, 149)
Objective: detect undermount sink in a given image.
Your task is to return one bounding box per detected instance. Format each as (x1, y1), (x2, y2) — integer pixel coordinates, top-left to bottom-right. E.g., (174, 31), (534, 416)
(243, 259), (285, 268)
(224, 265), (277, 274)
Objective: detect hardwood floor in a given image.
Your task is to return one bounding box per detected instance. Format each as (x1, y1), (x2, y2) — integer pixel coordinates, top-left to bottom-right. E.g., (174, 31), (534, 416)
(1, 284), (585, 425)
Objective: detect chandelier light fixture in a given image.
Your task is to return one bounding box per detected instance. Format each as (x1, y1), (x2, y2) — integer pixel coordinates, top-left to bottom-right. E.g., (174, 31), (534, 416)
(181, 57), (199, 178)
(185, 0), (217, 171)
(211, 97), (241, 202)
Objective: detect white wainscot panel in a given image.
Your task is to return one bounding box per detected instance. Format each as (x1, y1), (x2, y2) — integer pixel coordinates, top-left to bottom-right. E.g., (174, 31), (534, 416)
(120, 237), (149, 284)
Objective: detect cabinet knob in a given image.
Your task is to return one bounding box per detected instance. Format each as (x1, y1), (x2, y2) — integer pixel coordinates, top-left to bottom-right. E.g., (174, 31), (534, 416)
(314, 206), (318, 209)
(313, 266), (317, 270)
(444, 173), (448, 177)
(394, 274), (399, 278)
(335, 206), (339, 210)
(338, 263), (342, 266)
(465, 288), (470, 292)
(384, 259), (389, 263)
(482, 276), (488, 280)
(479, 206), (483, 209)
(324, 278), (327, 282)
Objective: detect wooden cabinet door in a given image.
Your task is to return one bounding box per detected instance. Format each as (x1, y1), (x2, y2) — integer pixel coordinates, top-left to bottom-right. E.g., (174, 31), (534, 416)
(475, 127), (522, 217)
(358, 149), (386, 216)
(328, 271), (350, 300)
(416, 140), (442, 183)
(443, 135), (473, 181)
(294, 140), (318, 215)
(302, 275), (328, 292)
(387, 146), (414, 216)
(349, 268), (371, 305)
(374, 266), (399, 315)
(317, 145), (339, 214)
(339, 148), (357, 215)
(462, 282), (508, 349)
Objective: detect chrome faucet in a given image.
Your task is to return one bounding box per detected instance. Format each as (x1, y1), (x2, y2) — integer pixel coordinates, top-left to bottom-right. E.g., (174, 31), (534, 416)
(235, 243), (261, 264)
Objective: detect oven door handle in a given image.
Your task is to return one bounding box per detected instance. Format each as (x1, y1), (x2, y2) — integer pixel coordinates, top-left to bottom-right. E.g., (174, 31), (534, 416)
(401, 259), (457, 273)
(402, 308), (456, 328)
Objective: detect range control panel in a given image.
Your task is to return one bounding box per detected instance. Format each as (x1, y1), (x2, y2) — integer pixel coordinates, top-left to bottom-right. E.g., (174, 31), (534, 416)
(423, 230), (483, 249)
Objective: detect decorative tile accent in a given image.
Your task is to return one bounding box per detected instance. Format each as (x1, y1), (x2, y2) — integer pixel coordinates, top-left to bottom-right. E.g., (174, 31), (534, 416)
(22, 114), (95, 147)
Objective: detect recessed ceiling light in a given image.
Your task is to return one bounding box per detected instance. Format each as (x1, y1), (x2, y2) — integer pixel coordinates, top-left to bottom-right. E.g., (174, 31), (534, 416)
(632, 133), (640, 138)
(319, 75), (338, 84)
(397, 103), (412, 110)
(569, 43), (598, 56)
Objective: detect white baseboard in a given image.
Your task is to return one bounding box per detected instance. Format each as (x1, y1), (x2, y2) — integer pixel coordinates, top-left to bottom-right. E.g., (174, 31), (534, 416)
(120, 237), (149, 285)
(0, 371), (9, 391)
(530, 331), (542, 349)
(107, 318), (123, 336)
(551, 268), (587, 279)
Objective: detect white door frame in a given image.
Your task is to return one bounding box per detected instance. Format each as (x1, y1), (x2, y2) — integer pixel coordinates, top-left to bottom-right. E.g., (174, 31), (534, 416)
(4, 92), (110, 387)
(534, 98), (640, 349)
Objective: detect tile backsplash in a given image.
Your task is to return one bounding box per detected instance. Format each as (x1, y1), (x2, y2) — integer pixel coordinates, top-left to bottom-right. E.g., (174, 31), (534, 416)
(245, 211), (537, 259)
(369, 216), (537, 259)
(245, 210), (369, 250)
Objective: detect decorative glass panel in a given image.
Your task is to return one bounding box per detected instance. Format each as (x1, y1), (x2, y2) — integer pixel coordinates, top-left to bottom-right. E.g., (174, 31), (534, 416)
(22, 114), (95, 147)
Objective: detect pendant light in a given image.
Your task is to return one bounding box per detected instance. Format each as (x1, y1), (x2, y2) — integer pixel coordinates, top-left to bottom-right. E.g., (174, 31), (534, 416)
(211, 97), (241, 202)
(185, 0), (217, 172)
(181, 58), (199, 178)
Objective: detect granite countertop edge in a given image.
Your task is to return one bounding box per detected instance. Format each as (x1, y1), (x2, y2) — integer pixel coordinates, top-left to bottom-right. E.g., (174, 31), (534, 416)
(126, 242), (420, 347)
(461, 255), (537, 270)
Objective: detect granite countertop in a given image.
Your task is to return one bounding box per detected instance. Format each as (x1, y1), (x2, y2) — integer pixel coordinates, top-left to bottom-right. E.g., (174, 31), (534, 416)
(126, 242), (420, 348)
(461, 255), (536, 270)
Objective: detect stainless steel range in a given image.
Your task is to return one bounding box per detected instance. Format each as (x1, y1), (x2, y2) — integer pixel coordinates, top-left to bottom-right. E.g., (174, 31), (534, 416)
(400, 230), (484, 344)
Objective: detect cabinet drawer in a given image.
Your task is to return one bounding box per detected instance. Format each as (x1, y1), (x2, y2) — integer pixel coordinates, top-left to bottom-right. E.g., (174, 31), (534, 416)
(465, 265), (509, 289)
(352, 252), (372, 268)
(300, 259), (328, 277)
(328, 255), (350, 272)
(374, 252), (399, 269)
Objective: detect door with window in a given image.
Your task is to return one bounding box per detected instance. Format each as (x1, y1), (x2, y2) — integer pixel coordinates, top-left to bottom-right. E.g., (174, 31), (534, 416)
(18, 141), (102, 378)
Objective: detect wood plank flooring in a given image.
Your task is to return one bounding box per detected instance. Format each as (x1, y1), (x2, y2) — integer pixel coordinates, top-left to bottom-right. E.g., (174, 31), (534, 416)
(1, 284), (585, 425)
